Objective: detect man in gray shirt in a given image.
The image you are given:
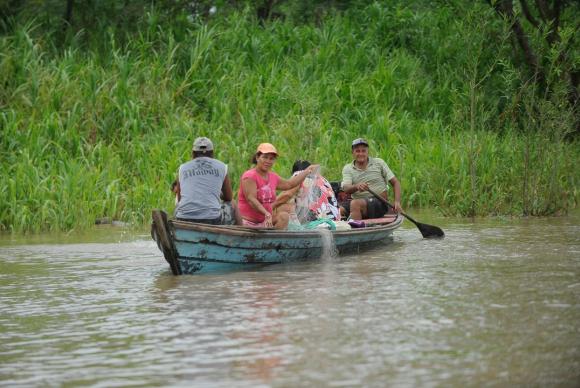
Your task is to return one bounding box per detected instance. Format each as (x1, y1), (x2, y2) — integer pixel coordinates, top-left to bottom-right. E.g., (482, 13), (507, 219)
(175, 137), (236, 225)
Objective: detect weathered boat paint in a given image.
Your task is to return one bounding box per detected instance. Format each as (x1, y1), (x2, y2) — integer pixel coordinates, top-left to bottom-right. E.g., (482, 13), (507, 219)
(151, 210), (403, 275)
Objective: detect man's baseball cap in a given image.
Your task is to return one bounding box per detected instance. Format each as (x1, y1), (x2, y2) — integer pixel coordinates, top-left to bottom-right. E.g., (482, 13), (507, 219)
(192, 137), (214, 152)
(351, 138), (369, 148)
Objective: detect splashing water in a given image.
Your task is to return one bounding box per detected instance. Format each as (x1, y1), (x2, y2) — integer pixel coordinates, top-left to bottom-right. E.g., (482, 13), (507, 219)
(317, 227), (338, 261)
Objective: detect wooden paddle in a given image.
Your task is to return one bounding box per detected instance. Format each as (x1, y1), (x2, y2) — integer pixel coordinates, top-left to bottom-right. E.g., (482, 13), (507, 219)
(367, 188), (445, 238)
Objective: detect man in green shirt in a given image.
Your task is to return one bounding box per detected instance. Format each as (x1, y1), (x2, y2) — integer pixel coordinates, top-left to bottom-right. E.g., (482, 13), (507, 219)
(341, 138), (402, 220)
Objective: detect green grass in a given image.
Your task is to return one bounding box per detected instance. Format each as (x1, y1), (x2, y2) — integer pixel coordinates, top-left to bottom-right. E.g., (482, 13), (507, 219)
(0, 3), (578, 232)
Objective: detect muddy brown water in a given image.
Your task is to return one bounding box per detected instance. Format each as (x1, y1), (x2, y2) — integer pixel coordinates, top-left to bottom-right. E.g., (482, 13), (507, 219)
(1, 211), (579, 387)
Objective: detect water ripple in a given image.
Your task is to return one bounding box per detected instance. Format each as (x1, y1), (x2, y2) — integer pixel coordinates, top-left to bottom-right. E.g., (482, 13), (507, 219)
(1, 217), (579, 386)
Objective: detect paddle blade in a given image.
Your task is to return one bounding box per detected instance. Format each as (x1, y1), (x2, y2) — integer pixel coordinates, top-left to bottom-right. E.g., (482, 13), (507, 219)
(366, 188), (445, 239)
(416, 222), (445, 238)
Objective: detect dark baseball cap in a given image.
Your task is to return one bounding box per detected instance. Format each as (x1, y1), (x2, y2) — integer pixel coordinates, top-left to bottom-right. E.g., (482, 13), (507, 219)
(351, 138), (369, 148)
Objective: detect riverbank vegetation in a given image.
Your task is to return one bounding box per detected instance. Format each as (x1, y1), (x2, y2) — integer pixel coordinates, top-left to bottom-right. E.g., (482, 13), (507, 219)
(1, 1), (578, 232)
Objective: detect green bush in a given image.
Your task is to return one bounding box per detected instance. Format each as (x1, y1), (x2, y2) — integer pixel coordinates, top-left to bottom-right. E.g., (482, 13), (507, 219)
(0, 2), (577, 231)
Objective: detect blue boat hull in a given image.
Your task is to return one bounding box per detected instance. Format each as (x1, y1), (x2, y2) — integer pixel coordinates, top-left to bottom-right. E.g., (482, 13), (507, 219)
(151, 210), (403, 275)
(178, 221), (401, 274)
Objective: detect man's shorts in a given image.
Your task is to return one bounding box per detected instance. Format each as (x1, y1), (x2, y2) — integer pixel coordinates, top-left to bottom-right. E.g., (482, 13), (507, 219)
(176, 202), (236, 225)
(219, 202), (236, 225)
(339, 200), (351, 220)
(365, 197), (389, 219)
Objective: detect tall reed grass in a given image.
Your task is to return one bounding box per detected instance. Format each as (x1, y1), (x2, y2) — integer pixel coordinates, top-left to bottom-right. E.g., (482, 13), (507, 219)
(1, 3), (577, 231)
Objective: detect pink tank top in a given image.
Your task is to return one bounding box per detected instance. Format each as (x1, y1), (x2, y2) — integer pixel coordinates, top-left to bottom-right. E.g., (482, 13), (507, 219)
(238, 169), (281, 222)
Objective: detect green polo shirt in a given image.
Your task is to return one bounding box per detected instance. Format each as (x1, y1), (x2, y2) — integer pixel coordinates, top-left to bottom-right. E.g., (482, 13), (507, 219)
(341, 157), (395, 199)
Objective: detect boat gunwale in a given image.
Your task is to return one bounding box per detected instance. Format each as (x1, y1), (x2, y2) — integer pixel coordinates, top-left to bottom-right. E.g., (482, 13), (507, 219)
(170, 215), (404, 239)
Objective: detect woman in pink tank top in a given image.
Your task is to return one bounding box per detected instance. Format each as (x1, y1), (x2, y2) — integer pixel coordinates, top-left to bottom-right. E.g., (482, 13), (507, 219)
(238, 143), (318, 229)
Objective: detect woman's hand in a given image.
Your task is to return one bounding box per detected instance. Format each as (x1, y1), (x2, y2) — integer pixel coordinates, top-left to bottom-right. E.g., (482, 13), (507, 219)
(306, 164), (320, 175)
(278, 164), (321, 191)
(264, 213), (274, 227)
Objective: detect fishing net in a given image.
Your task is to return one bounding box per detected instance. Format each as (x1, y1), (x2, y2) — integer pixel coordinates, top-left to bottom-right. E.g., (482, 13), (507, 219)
(294, 166), (340, 224)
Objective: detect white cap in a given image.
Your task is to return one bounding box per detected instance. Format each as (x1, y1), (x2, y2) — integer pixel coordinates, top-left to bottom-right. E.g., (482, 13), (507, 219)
(192, 137), (214, 152)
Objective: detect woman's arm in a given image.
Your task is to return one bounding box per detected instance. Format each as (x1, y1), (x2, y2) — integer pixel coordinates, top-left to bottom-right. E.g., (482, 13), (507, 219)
(241, 178), (270, 217)
(277, 164), (320, 190)
(272, 185), (300, 210)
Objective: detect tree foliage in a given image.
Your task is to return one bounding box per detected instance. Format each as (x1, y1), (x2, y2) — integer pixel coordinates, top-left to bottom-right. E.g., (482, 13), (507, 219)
(488, 0), (579, 136)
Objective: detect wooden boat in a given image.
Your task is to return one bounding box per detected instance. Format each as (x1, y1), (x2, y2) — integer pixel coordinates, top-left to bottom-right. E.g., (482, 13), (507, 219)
(151, 209), (403, 275)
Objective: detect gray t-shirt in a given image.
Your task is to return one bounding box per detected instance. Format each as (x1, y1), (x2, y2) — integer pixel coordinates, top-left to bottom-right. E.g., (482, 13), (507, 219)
(175, 157), (227, 220)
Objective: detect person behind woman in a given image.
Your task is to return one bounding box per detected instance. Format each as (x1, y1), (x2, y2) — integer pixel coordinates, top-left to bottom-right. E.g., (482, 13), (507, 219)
(238, 144), (318, 229)
(273, 160), (340, 223)
(271, 161), (305, 223)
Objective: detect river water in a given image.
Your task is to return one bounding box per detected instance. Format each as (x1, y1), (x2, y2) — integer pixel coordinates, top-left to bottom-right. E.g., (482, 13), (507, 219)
(1, 212), (579, 387)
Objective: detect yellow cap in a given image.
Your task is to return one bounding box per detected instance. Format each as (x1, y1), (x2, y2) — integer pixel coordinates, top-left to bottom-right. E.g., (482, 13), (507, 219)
(256, 143), (278, 155)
